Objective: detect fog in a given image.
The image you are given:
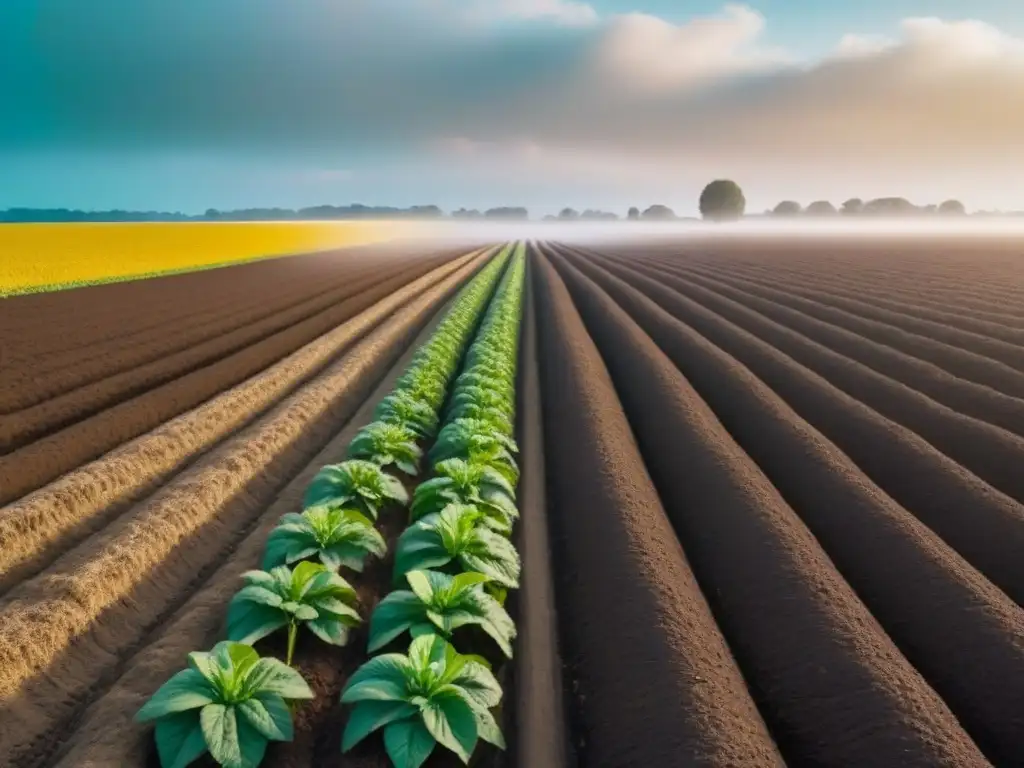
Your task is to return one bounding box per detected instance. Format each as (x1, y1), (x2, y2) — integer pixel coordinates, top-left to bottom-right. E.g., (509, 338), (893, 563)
(400, 217), (1024, 247)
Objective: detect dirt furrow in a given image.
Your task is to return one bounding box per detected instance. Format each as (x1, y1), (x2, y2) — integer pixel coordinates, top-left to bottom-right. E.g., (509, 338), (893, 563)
(577, 248), (1024, 606)
(0, 250), (484, 594)
(0, 258), (442, 452)
(616, 256), (1024, 508)
(675, 261), (1024, 369)
(644, 262), (1024, 431)
(533, 251), (783, 766)
(555, 246), (1024, 764)
(502, 254), (570, 768)
(2, 257), (392, 413)
(697, 259), (1024, 328)
(677, 258), (1024, 349)
(0, 254), (469, 508)
(0, 256), (485, 767)
(543, 247), (991, 767)
(3, 244), (474, 410)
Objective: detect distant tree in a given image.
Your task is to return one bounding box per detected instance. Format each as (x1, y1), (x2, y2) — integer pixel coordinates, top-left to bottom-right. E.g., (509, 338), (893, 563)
(938, 199), (966, 216)
(772, 200), (802, 217)
(805, 200), (837, 216)
(922, 204), (938, 215)
(580, 209), (619, 221)
(542, 214), (558, 221)
(627, 206), (640, 221)
(641, 204), (676, 221)
(204, 208), (221, 220)
(407, 205), (443, 218)
(558, 207), (579, 220)
(451, 208), (482, 219)
(484, 207), (528, 220)
(862, 197), (918, 216)
(840, 198), (863, 216)
(699, 180), (746, 221)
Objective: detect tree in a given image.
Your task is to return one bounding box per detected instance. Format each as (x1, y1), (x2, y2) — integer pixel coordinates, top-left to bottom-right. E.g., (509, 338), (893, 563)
(627, 206), (640, 221)
(840, 198), (863, 216)
(580, 209), (618, 220)
(484, 207), (528, 220)
(938, 199), (966, 216)
(558, 207), (579, 220)
(641, 204), (676, 221)
(699, 180), (745, 221)
(862, 197), (917, 216)
(451, 208), (482, 219)
(772, 200), (802, 217)
(805, 200), (837, 216)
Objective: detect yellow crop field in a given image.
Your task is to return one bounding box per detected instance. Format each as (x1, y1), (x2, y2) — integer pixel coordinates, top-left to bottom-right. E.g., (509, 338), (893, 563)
(0, 221), (436, 297)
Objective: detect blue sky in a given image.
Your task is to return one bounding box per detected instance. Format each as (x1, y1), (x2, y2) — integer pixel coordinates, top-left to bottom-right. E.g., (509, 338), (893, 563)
(3, 1), (1024, 215)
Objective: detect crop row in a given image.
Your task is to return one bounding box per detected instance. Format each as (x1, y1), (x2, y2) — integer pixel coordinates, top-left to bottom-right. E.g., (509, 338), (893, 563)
(131, 242), (521, 768)
(338, 243), (526, 768)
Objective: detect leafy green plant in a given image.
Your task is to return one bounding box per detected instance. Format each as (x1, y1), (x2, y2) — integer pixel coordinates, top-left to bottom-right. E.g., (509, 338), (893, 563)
(412, 459), (518, 534)
(136, 641), (314, 768)
(374, 392), (440, 440)
(455, 370), (513, 394)
(367, 570), (515, 657)
(428, 422), (519, 486)
(227, 562), (361, 665)
(348, 421), (423, 476)
(395, 369), (449, 410)
(304, 460), (409, 520)
(262, 505), (386, 573)
(445, 402), (514, 436)
(340, 633), (504, 767)
(393, 504), (521, 589)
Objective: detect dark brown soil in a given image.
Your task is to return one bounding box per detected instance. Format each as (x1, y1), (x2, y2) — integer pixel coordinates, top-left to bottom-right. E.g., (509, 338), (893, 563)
(0, 255), (463, 505)
(533, 250), (784, 766)
(500, 253), (570, 768)
(580, 246), (1024, 606)
(540, 245), (990, 767)
(0, 254), (451, 453)
(552, 245), (1024, 765)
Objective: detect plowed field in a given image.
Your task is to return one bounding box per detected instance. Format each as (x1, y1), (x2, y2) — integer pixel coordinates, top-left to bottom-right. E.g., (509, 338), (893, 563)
(534, 238), (1024, 768)
(2, 236), (1022, 768)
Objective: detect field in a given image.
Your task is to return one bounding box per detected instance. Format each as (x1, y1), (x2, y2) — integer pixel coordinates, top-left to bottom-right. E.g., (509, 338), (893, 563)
(0, 235), (1022, 768)
(0, 222), (439, 297)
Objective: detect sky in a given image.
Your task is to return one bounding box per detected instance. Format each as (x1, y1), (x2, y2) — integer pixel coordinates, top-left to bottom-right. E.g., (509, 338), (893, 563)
(2, 0), (1024, 216)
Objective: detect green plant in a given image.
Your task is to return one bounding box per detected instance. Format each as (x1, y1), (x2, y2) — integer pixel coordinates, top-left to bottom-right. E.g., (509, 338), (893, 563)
(444, 402), (514, 437)
(262, 506), (386, 572)
(393, 504), (521, 589)
(428, 422), (520, 488)
(411, 459), (518, 535)
(304, 460), (409, 520)
(340, 633), (504, 767)
(227, 562), (361, 665)
(374, 392), (440, 440)
(368, 570), (515, 657)
(136, 641), (314, 768)
(348, 421), (423, 476)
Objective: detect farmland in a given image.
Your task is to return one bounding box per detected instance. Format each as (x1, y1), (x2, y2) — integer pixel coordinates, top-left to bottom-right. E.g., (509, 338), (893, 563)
(0, 235), (1023, 768)
(0, 222), (439, 297)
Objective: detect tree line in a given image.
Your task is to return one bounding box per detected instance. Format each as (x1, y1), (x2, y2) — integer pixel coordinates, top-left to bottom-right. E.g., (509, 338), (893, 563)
(3, 180), (1019, 224)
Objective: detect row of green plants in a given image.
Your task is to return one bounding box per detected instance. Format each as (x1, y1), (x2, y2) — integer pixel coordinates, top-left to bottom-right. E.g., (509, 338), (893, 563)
(338, 244), (526, 768)
(339, 246), (528, 768)
(134, 244), (517, 768)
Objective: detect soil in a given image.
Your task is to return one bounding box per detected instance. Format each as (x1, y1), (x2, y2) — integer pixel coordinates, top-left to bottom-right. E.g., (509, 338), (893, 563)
(553, 245), (1024, 765)
(533, 249), (783, 766)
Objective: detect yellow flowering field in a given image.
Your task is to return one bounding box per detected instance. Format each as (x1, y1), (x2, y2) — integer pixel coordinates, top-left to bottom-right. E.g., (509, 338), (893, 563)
(0, 221), (433, 297)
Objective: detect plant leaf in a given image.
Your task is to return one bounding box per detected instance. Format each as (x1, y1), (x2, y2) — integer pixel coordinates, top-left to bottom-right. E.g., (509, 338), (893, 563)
(474, 706), (506, 750)
(422, 690), (478, 763)
(226, 601), (289, 647)
(245, 657), (315, 700)
(200, 704), (243, 768)
(383, 718), (437, 768)
(447, 660), (503, 710)
(341, 700), (418, 752)
(154, 710), (208, 768)
(341, 654), (412, 702)
(368, 592), (426, 652)
(136, 669), (216, 722)
(237, 692), (293, 742)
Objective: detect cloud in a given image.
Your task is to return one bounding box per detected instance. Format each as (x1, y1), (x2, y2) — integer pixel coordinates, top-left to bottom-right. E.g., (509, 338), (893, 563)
(3, 1), (1024, 207)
